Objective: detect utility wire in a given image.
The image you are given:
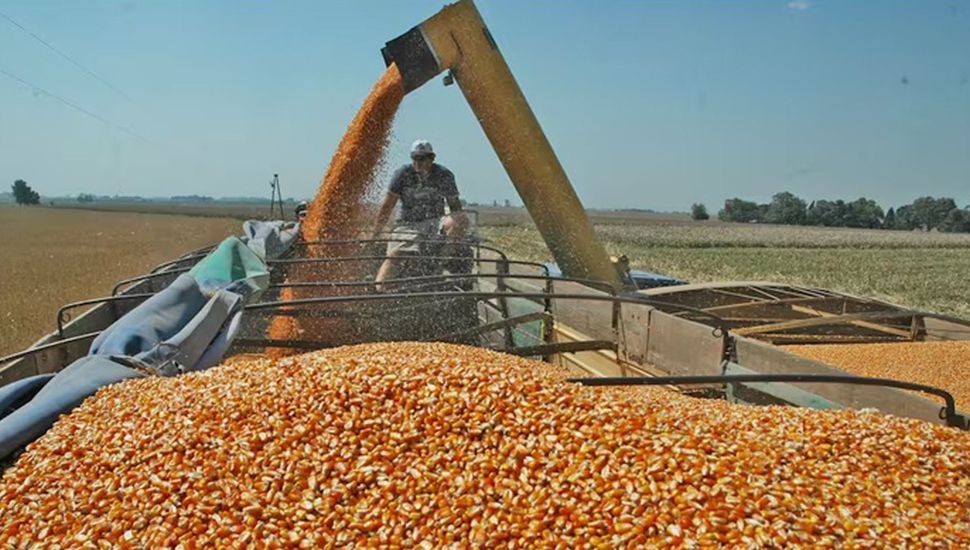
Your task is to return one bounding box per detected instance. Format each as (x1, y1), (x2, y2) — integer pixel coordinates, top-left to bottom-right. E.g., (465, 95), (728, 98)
(0, 66), (150, 143)
(0, 10), (134, 103)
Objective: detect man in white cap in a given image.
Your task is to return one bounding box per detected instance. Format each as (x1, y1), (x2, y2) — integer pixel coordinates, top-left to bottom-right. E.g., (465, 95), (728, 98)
(372, 139), (469, 290)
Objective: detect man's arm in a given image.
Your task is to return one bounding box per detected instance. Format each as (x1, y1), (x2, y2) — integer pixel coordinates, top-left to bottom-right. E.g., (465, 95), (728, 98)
(441, 168), (468, 229)
(446, 195), (463, 213)
(373, 192), (399, 238)
(445, 195), (470, 237)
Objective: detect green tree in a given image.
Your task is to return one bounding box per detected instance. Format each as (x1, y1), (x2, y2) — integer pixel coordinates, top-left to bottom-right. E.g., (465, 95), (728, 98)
(910, 196), (957, 230)
(843, 197), (884, 228)
(938, 208), (970, 233)
(764, 192), (807, 225)
(11, 179), (40, 205)
(806, 199), (842, 226)
(893, 204), (916, 230)
(690, 203), (710, 221)
(883, 207), (896, 229)
(718, 198), (763, 223)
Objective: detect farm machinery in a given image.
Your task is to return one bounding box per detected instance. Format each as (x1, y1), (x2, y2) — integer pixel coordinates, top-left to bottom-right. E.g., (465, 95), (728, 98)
(2, 0), (970, 468)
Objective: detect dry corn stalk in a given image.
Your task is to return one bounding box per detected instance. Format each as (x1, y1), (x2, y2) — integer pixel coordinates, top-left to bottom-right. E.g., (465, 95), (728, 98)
(1, 342), (969, 548)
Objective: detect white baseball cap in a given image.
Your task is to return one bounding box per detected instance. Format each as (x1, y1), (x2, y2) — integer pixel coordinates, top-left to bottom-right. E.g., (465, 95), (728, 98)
(410, 139), (435, 158)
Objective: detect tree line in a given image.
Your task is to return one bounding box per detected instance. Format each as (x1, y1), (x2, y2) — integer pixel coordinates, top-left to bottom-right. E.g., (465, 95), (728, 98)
(704, 192), (970, 233)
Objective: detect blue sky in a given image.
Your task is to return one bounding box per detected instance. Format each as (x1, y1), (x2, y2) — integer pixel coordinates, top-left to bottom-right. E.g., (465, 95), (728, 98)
(1, 0), (968, 211)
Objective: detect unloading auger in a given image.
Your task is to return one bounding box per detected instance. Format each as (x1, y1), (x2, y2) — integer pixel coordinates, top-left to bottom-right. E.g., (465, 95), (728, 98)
(381, 0), (624, 289)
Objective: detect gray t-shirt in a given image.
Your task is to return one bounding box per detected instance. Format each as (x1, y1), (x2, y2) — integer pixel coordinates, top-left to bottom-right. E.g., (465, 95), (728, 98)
(389, 164), (459, 223)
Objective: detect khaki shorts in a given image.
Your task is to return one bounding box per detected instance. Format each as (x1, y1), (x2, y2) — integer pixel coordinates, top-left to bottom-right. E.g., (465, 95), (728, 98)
(386, 218), (443, 255)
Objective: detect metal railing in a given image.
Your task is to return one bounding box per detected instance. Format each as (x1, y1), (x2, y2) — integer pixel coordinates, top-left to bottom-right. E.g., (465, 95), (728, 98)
(570, 374), (968, 430)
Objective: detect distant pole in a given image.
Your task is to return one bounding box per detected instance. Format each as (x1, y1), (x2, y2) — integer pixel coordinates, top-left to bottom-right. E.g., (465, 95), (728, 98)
(275, 174), (283, 219)
(269, 174), (284, 220)
(268, 176), (276, 219)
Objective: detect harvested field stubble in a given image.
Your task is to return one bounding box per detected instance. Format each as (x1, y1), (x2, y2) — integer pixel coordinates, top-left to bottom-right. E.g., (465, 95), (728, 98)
(1, 342), (969, 547)
(592, 222), (970, 249)
(482, 220), (970, 250)
(481, 225), (970, 319)
(785, 340), (970, 409)
(0, 207), (236, 357)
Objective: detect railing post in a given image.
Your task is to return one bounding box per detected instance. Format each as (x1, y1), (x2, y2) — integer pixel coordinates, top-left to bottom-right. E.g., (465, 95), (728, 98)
(496, 259), (514, 349)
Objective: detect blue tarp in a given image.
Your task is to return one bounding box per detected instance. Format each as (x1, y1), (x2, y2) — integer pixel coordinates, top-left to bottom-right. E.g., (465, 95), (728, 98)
(0, 231), (284, 461)
(542, 262), (685, 290)
(242, 220), (300, 262)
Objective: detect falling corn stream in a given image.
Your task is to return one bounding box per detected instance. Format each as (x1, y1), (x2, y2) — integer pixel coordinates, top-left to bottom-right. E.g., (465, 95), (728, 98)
(266, 64), (404, 355)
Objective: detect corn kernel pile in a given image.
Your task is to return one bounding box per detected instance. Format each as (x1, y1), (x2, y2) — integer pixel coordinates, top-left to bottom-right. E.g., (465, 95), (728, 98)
(785, 340), (970, 409)
(2, 343), (969, 548)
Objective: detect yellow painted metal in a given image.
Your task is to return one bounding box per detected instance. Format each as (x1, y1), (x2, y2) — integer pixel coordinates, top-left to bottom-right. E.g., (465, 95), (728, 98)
(551, 323), (659, 378)
(416, 0), (621, 287)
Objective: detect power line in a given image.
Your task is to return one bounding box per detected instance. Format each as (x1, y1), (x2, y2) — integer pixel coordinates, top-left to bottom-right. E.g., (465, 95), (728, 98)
(0, 66), (150, 143)
(0, 11), (133, 103)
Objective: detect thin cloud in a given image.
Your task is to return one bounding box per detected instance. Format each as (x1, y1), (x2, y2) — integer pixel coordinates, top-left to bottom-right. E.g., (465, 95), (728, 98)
(787, 1), (811, 11)
(783, 164), (820, 182)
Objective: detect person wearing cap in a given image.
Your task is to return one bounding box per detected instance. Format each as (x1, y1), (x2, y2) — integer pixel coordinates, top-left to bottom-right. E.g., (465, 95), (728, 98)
(294, 201), (308, 222)
(372, 140), (469, 290)
(292, 201), (309, 240)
